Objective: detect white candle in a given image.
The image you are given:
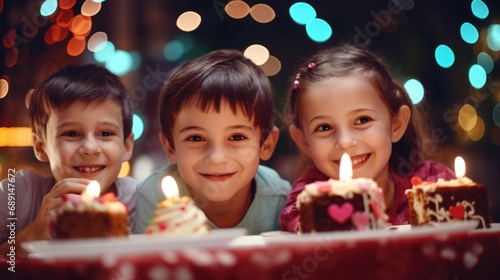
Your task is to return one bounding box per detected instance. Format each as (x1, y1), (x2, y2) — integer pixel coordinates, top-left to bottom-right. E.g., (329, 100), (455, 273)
(454, 156), (466, 182)
(161, 176), (180, 201)
(82, 180), (100, 201)
(339, 153), (353, 181)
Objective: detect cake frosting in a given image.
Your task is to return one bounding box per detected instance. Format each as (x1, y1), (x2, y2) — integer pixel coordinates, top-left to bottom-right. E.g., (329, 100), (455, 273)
(146, 196), (210, 235)
(297, 178), (388, 232)
(50, 193), (129, 239)
(405, 176), (491, 229)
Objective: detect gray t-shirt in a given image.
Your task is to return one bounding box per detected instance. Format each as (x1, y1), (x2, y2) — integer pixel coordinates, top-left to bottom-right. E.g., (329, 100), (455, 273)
(134, 164), (291, 235)
(0, 169), (139, 244)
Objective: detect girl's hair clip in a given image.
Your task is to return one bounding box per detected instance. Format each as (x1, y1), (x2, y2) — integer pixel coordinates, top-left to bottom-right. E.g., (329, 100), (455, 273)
(293, 63), (315, 90)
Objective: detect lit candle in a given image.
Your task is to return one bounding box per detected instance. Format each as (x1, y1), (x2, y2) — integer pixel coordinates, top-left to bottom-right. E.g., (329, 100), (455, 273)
(339, 153), (353, 181)
(162, 176), (180, 201)
(81, 180), (100, 201)
(454, 156), (466, 183)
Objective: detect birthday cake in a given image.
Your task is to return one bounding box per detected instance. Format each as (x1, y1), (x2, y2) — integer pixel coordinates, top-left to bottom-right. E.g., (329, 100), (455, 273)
(405, 176), (491, 229)
(146, 196), (210, 235)
(51, 193), (129, 239)
(297, 178), (388, 233)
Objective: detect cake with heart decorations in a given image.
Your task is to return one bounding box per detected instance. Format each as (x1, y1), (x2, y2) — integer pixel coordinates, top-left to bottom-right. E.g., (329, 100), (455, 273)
(296, 178), (388, 233)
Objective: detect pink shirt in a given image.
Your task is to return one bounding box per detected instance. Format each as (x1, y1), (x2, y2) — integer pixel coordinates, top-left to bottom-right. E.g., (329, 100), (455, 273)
(279, 160), (456, 232)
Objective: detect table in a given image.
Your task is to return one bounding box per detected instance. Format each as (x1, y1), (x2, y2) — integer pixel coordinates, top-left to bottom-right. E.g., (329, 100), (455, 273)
(1, 225), (499, 280)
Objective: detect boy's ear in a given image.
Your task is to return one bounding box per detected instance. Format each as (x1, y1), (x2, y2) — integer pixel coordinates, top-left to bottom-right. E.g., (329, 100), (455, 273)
(260, 126), (279, 161)
(32, 133), (49, 162)
(289, 124), (311, 157)
(122, 133), (134, 162)
(159, 132), (177, 164)
(391, 105), (411, 142)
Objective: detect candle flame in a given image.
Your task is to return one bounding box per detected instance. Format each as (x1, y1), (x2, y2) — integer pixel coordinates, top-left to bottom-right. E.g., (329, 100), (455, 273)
(339, 153), (353, 181)
(82, 180), (100, 200)
(454, 156), (466, 179)
(161, 176), (180, 200)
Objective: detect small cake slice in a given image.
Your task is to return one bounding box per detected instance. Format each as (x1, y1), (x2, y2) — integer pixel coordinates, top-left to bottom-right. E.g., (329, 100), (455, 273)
(405, 176), (491, 229)
(297, 178), (388, 233)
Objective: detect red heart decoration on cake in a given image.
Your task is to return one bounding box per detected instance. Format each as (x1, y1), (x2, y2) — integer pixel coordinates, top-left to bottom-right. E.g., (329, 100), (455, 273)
(352, 212), (369, 230)
(449, 204), (465, 220)
(327, 203), (354, 224)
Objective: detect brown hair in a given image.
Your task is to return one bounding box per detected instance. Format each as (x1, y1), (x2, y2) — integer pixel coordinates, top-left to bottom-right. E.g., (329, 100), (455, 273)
(158, 49), (274, 149)
(288, 44), (432, 176)
(29, 64), (132, 140)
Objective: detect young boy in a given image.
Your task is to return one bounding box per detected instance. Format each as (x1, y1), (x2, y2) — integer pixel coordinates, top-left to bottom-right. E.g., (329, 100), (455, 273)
(0, 64), (138, 257)
(134, 49), (291, 235)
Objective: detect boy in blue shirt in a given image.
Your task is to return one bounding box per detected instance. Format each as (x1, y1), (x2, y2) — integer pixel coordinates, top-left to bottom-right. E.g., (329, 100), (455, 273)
(135, 49), (291, 235)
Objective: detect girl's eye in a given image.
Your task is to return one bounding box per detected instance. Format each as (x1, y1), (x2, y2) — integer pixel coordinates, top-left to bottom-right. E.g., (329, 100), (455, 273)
(230, 134), (246, 141)
(100, 131), (114, 137)
(355, 116), (372, 125)
(315, 124), (333, 132)
(187, 135), (203, 142)
(63, 131), (79, 137)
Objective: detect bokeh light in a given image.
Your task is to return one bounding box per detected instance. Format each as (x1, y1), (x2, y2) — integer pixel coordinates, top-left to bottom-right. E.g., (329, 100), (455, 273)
(56, 9), (74, 28)
(40, 0), (58, 17)
(5, 48), (18, 67)
(306, 18), (332, 42)
(259, 55), (281, 77)
(67, 36), (86, 56)
(435, 44), (455, 68)
(404, 79), (424, 104)
(81, 0), (102, 16)
(177, 11), (201, 32)
(118, 161), (130, 177)
(460, 22), (479, 44)
(132, 155), (155, 181)
(93, 41), (115, 63)
(105, 50), (133, 75)
(289, 2), (316, 25)
(70, 15), (92, 36)
(0, 127), (32, 147)
(132, 114), (144, 141)
(243, 44), (269, 66)
(458, 104), (478, 131)
(59, 0), (76, 10)
(471, 0), (489, 19)
(225, 1), (250, 19)
(88, 31), (108, 52)
(0, 78), (8, 99)
(493, 103), (500, 127)
(486, 24), (500, 51)
(477, 52), (494, 74)
(467, 116), (484, 141)
(3, 29), (16, 48)
(468, 64), (487, 89)
(163, 40), (185, 61)
(250, 4), (275, 24)
(44, 24), (69, 45)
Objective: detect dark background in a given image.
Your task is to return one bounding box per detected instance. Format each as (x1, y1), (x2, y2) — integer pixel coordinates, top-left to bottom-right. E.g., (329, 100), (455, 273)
(1, 0), (499, 222)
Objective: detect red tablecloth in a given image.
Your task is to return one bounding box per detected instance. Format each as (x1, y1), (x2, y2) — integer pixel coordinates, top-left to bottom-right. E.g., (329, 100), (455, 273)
(2, 228), (499, 280)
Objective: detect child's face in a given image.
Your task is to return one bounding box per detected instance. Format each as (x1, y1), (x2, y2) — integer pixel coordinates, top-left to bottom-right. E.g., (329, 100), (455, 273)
(291, 76), (406, 183)
(161, 100), (273, 204)
(33, 100), (134, 192)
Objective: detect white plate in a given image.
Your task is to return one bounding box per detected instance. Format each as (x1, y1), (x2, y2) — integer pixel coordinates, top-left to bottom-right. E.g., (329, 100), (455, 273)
(23, 228), (246, 260)
(262, 221), (480, 244)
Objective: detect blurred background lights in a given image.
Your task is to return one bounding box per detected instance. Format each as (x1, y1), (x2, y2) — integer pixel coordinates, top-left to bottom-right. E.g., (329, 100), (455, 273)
(81, 0), (102, 16)
(225, 1), (250, 19)
(132, 155), (155, 181)
(40, 0), (58, 17)
(493, 103), (500, 127)
(244, 44), (269, 66)
(458, 104), (478, 131)
(129, 50), (142, 71)
(259, 55), (281, 77)
(477, 52), (494, 74)
(105, 50), (133, 75)
(487, 24), (500, 51)
(250, 4), (275, 24)
(88, 32), (108, 52)
(0, 79), (8, 99)
(0, 127), (32, 147)
(59, 0), (76, 10)
(289, 2), (316, 25)
(70, 14), (92, 36)
(132, 114), (144, 141)
(471, 0), (489, 19)
(468, 64), (487, 89)
(177, 11), (201, 32)
(435, 44), (455, 68)
(56, 9), (74, 28)
(163, 40), (185, 61)
(93, 41), (115, 63)
(404, 79), (424, 104)
(467, 116), (485, 141)
(118, 161), (130, 177)
(306, 18), (332, 42)
(460, 22), (479, 44)
(67, 36), (86, 56)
